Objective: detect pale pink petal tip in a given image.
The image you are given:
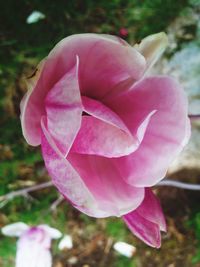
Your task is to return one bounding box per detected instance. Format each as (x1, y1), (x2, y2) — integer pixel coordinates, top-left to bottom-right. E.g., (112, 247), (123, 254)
(1, 222), (29, 237)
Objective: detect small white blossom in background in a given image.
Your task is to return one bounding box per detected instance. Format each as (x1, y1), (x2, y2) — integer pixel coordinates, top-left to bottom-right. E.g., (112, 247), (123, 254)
(113, 241), (136, 258)
(26, 11), (46, 24)
(58, 235), (73, 250)
(1, 222), (62, 267)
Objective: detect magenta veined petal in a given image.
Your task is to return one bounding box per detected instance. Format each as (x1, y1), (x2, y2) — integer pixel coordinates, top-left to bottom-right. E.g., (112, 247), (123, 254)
(45, 58), (82, 156)
(123, 210), (161, 248)
(20, 34), (146, 147)
(42, 115), (144, 217)
(71, 96), (156, 157)
(136, 189), (166, 232)
(81, 96), (131, 133)
(41, 116), (118, 218)
(122, 188), (166, 248)
(72, 95), (139, 157)
(67, 153), (145, 217)
(20, 59), (46, 146)
(71, 116), (137, 157)
(106, 76), (190, 187)
(47, 34), (146, 99)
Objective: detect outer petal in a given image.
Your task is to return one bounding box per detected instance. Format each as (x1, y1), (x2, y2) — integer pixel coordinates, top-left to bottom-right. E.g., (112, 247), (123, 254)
(71, 96), (156, 157)
(42, 115), (144, 217)
(21, 34), (146, 147)
(134, 32), (168, 72)
(16, 227), (52, 267)
(71, 116), (136, 157)
(72, 95), (137, 157)
(20, 59), (46, 146)
(67, 153), (145, 217)
(136, 189), (166, 232)
(41, 116), (114, 218)
(123, 188), (166, 248)
(1, 222), (29, 237)
(45, 58), (82, 156)
(105, 76), (190, 187)
(39, 225), (62, 239)
(47, 34), (146, 99)
(123, 210), (161, 248)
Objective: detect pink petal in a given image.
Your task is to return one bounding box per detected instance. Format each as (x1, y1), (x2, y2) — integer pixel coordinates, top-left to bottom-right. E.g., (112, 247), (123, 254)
(42, 115), (144, 217)
(47, 34), (146, 99)
(81, 96), (131, 133)
(123, 188), (166, 247)
(20, 59), (46, 146)
(67, 153), (145, 217)
(123, 210), (161, 248)
(71, 96), (138, 157)
(71, 96), (155, 157)
(16, 227), (52, 267)
(1, 222), (29, 237)
(136, 189), (166, 232)
(41, 116), (115, 218)
(45, 58), (82, 156)
(21, 34), (146, 146)
(105, 76), (190, 187)
(71, 116), (137, 157)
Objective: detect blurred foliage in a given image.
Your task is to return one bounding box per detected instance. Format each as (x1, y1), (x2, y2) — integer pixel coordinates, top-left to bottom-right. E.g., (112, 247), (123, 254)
(189, 212), (200, 264)
(0, 0), (188, 65)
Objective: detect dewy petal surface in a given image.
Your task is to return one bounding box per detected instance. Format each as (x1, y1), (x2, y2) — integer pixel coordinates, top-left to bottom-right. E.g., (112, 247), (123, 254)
(45, 59), (82, 156)
(67, 153), (145, 217)
(105, 76), (190, 187)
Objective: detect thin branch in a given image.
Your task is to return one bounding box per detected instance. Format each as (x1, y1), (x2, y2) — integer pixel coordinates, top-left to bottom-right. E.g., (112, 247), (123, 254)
(0, 181), (53, 204)
(188, 114), (200, 121)
(50, 195), (64, 211)
(158, 179), (200, 190)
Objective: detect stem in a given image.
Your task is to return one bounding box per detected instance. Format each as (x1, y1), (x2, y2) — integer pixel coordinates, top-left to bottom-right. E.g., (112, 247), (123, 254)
(158, 179), (200, 190)
(50, 195), (64, 211)
(0, 181), (53, 203)
(188, 114), (200, 121)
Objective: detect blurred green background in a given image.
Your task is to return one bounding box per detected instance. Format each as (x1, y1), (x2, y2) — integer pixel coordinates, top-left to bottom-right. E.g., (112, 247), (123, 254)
(0, 0), (200, 266)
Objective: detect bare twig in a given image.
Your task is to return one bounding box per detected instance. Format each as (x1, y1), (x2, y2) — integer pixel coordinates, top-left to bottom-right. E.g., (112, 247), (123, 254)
(189, 114), (200, 121)
(158, 179), (200, 190)
(50, 195), (64, 211)
(0, 181), (53, 206)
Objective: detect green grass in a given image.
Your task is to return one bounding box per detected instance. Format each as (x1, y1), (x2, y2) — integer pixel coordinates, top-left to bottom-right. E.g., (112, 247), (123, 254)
(115, 255), (137, 267)
(189, 212), (200, 264)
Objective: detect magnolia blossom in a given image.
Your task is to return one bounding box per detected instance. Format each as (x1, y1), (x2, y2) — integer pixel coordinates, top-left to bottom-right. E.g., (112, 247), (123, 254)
(1, 222), (62, 267)
(20, 33), (190, 247)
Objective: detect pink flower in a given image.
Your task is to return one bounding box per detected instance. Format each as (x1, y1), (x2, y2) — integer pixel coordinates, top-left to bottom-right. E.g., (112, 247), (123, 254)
(1, 222), (62, 267)
(119, 27), (128, 38)
(20, 33), (190, 247)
